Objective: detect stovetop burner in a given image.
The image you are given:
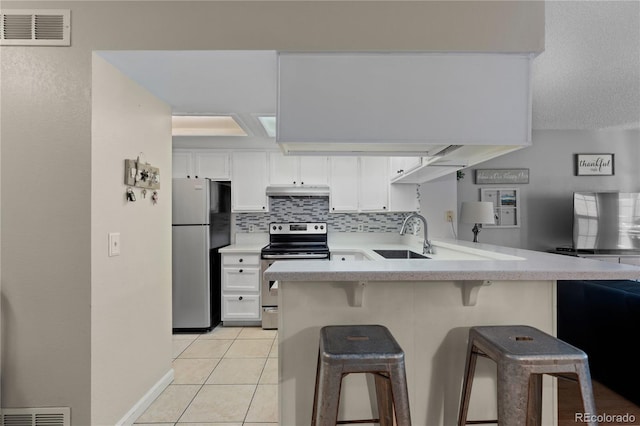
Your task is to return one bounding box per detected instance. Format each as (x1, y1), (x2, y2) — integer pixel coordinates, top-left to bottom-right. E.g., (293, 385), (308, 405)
(261, 222), (329, 258)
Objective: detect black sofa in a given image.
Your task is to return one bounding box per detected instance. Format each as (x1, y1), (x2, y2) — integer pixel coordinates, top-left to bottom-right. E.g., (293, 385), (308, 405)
(558, 279), (640, 407)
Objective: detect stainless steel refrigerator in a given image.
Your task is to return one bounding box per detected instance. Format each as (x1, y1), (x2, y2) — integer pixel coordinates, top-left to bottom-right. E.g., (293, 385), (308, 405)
(172, 178), (231, 332)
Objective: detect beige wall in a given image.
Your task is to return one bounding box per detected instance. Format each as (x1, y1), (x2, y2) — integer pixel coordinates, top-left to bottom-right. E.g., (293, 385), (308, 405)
(91, 55), (173, 425)
(0, 1), (544, 424)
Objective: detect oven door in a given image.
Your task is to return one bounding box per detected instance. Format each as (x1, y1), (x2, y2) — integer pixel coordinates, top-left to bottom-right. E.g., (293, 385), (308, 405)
(260, 254), (330, 305)
(260, 258), (279, 306)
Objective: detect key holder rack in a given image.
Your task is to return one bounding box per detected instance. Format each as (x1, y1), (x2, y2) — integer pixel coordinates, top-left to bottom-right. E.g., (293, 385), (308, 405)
(124, 157), (160, 190)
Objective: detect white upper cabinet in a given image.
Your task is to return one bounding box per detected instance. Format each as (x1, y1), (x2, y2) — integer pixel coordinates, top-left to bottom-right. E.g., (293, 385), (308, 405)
(172, 150), (194, 178)
(232, 151), (269, 212)
(269, 152), (328, 185)
(194, 151), (230, 180)
(329, 157), (359, 212)
(269, 152), (299, 185)
(172, 150), (231, 180)
(298, 156), (328, 186)
(359, 157), (389, 212)
(277, 52), (533, 155)
(329, 157), (415, 213)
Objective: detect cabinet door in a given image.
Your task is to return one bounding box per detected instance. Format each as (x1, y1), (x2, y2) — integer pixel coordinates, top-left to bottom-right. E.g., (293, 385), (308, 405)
(359, 157), (389, 212)
(222, 294), (261, 320)
(232, 151), (269, 212)
(172, 151), (194, 178)
(329, 157), (359, 212)
(299, 156), (329, 185)
(269, 152), (299, 185)
(389, 183), (418, 212)
(222, 267), (260, 291)
(195, 151), (230, 180)
(390, 157), (422, 179)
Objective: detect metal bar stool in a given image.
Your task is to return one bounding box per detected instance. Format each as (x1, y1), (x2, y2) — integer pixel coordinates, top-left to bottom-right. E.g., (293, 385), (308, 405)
(311, 324), (412, 426)
(458, 325), (597, 426)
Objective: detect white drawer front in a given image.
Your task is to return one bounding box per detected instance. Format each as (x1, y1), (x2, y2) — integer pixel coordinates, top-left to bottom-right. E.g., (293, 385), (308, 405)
(223, 267), (260, 291)
(333, 253), (357, 261)
(223, 294), (260, 320)
(223, 253), (260, 266)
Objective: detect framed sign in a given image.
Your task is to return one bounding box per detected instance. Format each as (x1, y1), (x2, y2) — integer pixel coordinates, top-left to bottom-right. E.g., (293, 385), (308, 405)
(480, 187), (521, 228)
(475, 168), (529, 184)
(575, 153), (614, 176)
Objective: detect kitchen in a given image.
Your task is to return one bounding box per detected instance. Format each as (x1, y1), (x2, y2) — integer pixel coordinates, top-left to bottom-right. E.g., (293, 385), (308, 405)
(1, 2), (639, 426)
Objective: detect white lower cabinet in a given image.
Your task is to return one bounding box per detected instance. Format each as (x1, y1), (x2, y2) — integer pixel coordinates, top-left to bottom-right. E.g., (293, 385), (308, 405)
(223, 294), (261, 320)
(221, 253), (261, 322)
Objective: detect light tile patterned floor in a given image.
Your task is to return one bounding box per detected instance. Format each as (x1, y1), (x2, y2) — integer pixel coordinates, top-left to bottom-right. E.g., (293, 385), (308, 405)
(135, 326), (278, 426)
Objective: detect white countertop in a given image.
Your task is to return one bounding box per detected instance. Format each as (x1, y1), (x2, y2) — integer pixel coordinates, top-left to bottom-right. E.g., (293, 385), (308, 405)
(265, 238), (640, 282)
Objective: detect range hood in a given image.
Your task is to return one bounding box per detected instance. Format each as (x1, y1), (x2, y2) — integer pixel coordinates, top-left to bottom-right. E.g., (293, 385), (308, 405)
(266, 184), (330, 197)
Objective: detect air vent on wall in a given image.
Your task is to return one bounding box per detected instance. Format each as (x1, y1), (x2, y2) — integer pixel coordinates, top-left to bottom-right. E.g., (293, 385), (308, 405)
(0, 9), (70, 46)
(1, 407), (70, 426)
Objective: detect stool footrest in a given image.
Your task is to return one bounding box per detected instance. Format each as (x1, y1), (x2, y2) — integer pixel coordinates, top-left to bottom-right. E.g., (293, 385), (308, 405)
(465, 420), (498, 425)
(336, 419), (380, 424)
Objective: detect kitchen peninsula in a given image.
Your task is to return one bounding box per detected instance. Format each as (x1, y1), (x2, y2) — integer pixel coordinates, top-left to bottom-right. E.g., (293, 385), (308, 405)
(264, 239), (640, 426)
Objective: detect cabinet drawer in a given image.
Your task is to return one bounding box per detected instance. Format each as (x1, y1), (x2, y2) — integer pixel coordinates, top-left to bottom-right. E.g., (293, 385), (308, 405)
(223, 267), (260, 291)
(223, 294), (260, 320)
(223, 253), (260, 266)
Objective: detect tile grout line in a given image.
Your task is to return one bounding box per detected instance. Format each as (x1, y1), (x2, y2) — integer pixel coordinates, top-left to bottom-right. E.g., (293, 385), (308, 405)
(242, 335), (276, 425)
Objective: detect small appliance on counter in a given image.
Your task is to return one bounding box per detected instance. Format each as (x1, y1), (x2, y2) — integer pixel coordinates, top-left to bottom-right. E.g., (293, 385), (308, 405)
(260, 222), (330, 329)
(172, 178), (231, 332)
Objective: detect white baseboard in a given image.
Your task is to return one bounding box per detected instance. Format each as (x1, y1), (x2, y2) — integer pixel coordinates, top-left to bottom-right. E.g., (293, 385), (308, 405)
(116, 368), (174, 426)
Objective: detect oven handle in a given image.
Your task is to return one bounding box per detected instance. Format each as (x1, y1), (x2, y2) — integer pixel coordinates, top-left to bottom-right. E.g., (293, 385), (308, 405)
(262, 253), (329, 259)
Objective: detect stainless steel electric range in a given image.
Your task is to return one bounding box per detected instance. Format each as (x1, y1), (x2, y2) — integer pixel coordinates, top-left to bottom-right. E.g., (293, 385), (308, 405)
(260, 222), (330, 329)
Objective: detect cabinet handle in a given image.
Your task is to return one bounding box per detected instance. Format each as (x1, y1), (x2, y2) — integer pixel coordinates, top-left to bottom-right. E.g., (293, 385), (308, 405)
(239, 269), (243, 273)
(262, 206), (265, 210)
(293, 181), (296, 184)
(301, 182), (304, 185)
(187, 175), (191, 178)
(332, 207), (335, 211)
(341, 257), (346, 261)
(383, 206), (387, 210)
(239, 258), (243, 263)
(238, 296), (243, 301)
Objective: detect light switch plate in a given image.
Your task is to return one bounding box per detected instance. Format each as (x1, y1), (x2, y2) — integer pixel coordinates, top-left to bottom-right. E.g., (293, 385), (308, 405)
(109, 232), (121, 257)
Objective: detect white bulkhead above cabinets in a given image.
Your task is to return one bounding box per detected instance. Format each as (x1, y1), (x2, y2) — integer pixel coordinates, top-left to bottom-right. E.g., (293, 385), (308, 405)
(276, 52), (534, 157)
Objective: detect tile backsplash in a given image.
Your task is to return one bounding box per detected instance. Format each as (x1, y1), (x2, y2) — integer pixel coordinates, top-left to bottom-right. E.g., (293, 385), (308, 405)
(235, 197), (415, 233)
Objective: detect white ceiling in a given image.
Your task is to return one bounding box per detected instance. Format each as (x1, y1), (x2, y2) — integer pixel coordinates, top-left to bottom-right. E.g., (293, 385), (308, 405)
(99, 1), (640, 134)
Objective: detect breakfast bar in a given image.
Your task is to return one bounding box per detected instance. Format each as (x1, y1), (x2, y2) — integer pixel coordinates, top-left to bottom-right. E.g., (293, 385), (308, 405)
(264, 240), (640, 426)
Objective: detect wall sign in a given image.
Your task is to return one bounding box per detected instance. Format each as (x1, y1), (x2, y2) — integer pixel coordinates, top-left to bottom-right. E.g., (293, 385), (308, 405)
(575, 153), (614, 176)
(475, 168), (529, 184)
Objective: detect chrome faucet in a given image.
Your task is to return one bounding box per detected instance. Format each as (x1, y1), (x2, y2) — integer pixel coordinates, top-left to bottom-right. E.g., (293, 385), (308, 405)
(400, 213), (435, 255)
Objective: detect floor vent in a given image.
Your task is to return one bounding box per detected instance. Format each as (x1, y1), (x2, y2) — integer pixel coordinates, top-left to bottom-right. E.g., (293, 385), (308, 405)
(0, 9), (70, 46)
(1, 407), (70, 426)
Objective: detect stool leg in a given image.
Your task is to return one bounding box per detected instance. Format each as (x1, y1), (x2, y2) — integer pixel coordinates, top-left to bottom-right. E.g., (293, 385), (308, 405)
(576, 364), (597, 426)
(458, 343), (479, 426)
(498, 363), (529, 426)
(389, 361), (412, 426)
(314, 362), (344, 426)
(374, 373), (393, 426)
(525, 374), (542, 426)
(311, 352), (321, 426)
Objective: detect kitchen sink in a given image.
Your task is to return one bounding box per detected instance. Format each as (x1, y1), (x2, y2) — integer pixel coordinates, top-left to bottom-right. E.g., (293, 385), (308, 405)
(373, 249), (430, 259)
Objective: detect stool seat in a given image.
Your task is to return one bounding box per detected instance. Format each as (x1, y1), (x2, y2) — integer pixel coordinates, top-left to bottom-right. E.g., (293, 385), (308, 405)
(320, 324), (405, 361)
(312, 325), (411, 426)
(458, 325), (597, 426)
